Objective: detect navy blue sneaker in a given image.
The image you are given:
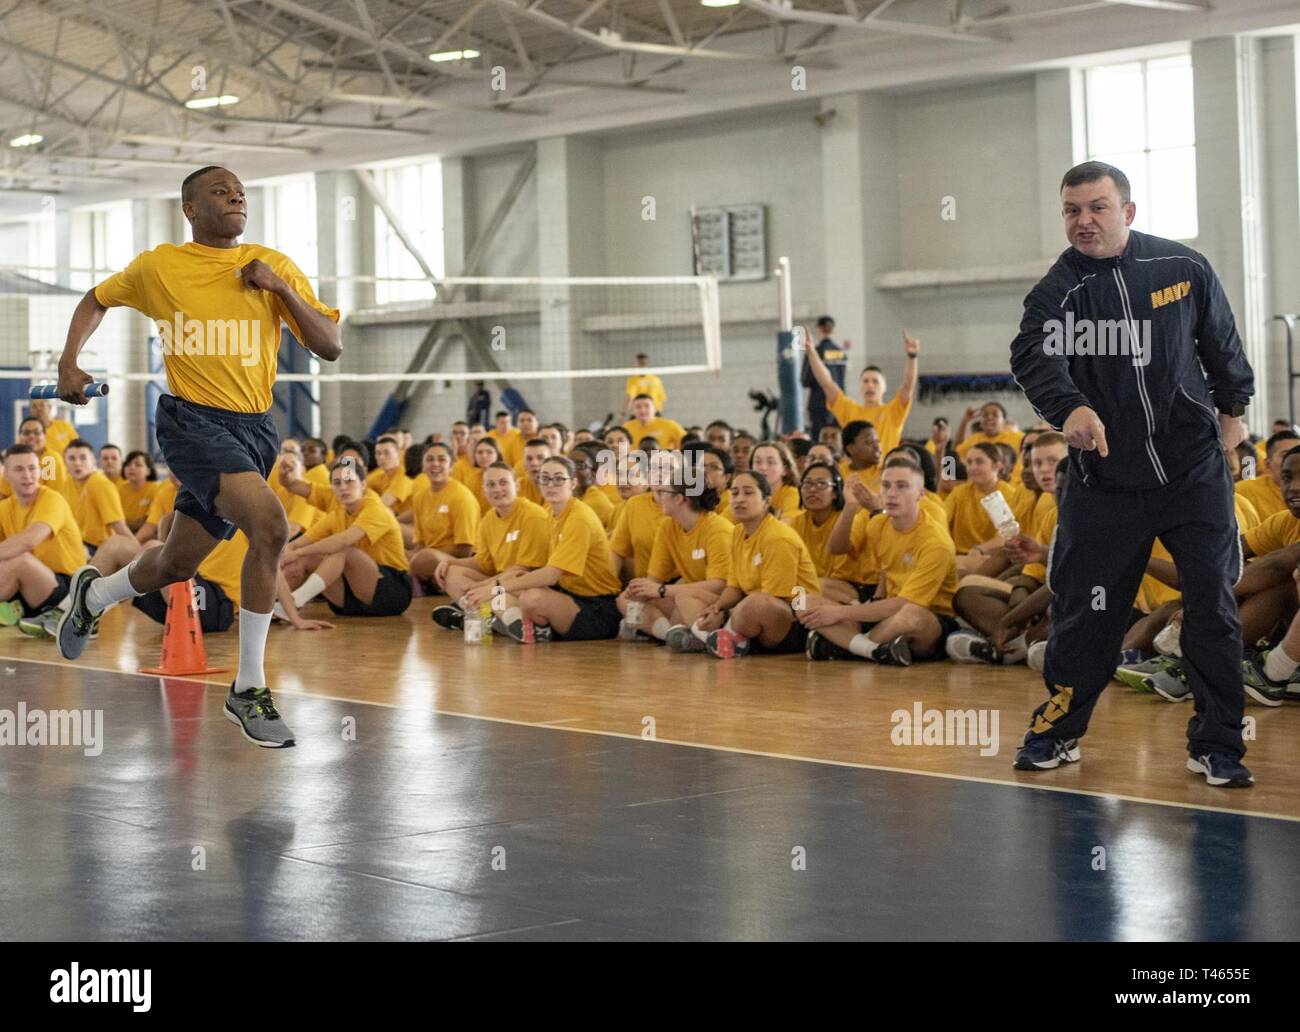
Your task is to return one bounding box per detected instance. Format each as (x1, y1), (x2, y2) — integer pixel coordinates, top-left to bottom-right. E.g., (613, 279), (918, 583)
(1187, 752), (1254, 788)
(1013, 736), (1081, 770)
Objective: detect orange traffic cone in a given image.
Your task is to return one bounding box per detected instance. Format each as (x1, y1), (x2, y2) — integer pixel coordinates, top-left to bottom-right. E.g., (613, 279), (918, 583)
(140, 580), (228, 677)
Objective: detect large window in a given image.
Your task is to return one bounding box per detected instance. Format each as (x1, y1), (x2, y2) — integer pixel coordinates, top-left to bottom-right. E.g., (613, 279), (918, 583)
(372, 160), (443, 305)
(69, 202), (133, 289)
(260, 174), (318, 279)
(1085, 53), (1197, 240)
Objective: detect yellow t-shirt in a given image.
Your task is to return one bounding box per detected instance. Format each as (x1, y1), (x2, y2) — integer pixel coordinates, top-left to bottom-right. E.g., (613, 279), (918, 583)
(581, 485), (616, 530)
(366, 467), (416, 512)
(626, 373), (667, 411)
(515, 473), (545, 507)
(487, 428), (524, 468)
(784, 508), (841, 577)
(412, 479), (480, 552)
(715, 489), (736, 523)
(146, 479), (179, 525)
(70, 471), (126, 548)
(450, 456), (475, 486)
(829, 392), (911, 454)
(867, 510), (958, 616)
(956, 429), (1025, 460)
(943, 480), (1016, 553)
(608, 492), (669, 578)
(0, 485), (85, 576)
(1235, 475), (1285, 521)
(1007, 481), (1041, 531)
(197, 530), (249, 609)
(838, 460), (882, 496)
(1022, 492), (1059, 584)
(768, 482), (801, 520)
(647, 511), (733, 584)
(93, 242), (339, 413)
(829, 509), (877, 586)
(43, 418), (79, 456)
(267, 468), (321, 530)
(1245, 508), (1300, 557)
(547, 499), (621, 597)
(727, 515), (821, 600)
(117, 479), (163, 531)
(622, 416), (685, 451)
(474, 498), (551, 577)
(304, 492), (409, 571)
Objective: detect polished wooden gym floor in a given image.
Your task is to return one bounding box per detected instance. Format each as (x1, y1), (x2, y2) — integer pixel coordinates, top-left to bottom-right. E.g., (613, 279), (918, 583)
(3, 597), (1298, 940)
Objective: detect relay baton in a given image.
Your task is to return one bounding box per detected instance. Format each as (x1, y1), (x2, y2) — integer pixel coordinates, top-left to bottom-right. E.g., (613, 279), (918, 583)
(30, 382), (109, 399)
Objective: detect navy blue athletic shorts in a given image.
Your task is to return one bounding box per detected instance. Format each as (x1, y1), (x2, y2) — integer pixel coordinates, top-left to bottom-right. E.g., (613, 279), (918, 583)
(155, 394), (279, 541)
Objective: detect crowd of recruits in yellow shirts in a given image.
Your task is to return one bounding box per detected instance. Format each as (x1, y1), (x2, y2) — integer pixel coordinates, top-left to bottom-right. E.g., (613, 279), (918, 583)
(5, 374), (1299, 677)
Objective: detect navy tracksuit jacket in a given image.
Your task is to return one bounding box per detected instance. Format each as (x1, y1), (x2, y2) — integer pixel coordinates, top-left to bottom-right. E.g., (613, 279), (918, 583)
(1009, 230), (1254, 758)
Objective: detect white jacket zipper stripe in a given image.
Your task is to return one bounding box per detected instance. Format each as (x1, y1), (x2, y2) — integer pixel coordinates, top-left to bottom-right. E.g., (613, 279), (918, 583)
(1113, 267), (1168, 484)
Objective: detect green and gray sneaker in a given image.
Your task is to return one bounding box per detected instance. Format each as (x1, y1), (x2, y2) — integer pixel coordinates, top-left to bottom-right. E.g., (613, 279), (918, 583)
(1148, 657), (1191, 702)
(0, 600), (23, 626)
(664, 624), (706, 653)
(224, 685), (296, 748)
(1115, 655), (1178, 695)
(56, 564), (101, 661)
(1242, 649), (1287, 708)
(17, 609), (60, 640)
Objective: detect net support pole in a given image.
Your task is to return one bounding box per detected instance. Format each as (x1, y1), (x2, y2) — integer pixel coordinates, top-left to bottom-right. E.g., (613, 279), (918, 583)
(775, 256), (804, 434)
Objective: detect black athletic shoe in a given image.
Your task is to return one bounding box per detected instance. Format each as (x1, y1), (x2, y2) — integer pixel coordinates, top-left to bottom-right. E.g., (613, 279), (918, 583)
(805, 631), (854, 661)
(1187, 752), (1253, 788)
(870, 635), (912, 667)
(1013, 736), (1081, 770)
(432, 605), (464, 631)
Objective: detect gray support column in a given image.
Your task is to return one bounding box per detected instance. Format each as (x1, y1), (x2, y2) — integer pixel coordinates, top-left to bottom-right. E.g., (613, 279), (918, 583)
(314, 169), (369, 437)
(1262, 35), (1300, 424)
(1193, 36), (1270, 435)
(820, 92), (902, 374)
(535, 135), (605, 426)
(1034, 69), (1080, 260)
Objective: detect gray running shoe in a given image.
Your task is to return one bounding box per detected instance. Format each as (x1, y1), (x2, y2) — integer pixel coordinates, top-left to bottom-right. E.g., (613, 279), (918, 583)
(56, 564), (101, 660)
(1242, 649), (1287, 708)
(1147, 658), (1192, 702)
(1114, 655), (1177, 694)
(665, 625), (706, 653)
(223, 685), (296, 748)
(17, 608), (60, 640)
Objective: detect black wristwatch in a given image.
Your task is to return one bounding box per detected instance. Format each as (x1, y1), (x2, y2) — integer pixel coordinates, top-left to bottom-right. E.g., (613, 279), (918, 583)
(1217, 402), (1246, 418)
(658, 583), (667, 598)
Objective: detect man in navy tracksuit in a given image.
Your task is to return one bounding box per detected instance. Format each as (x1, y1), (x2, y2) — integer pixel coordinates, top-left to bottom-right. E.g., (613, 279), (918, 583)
(1009, 161), (1255, 788)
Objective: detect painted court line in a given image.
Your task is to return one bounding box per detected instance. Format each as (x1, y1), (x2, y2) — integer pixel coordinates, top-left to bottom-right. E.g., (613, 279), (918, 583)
(5, 652), (1298, 826)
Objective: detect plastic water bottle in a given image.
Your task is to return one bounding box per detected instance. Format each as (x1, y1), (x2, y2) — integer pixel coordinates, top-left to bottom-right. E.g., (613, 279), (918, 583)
(979, 491), (1020, 541)
(619, 600), (644, 641)
(479, 600), (494, 645)
(463, 608), (483, 644)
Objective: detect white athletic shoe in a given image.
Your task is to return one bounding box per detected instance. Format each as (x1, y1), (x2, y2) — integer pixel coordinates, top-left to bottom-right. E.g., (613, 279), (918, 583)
(945, 629), (999, 664)
(1027, 640), (1047, 673)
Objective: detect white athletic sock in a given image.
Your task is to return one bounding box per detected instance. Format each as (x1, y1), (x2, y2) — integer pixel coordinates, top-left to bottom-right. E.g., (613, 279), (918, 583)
(1264, 644), (1300, 683)
(848, 633), (878, 658)
(291, 573), (327, 609)
(691, 621), (710, 643)
(650, 616), (671, 641)
(501, 605), (523, 628)
(234, 609), (273, 692)
(86, 561), (142, 615)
